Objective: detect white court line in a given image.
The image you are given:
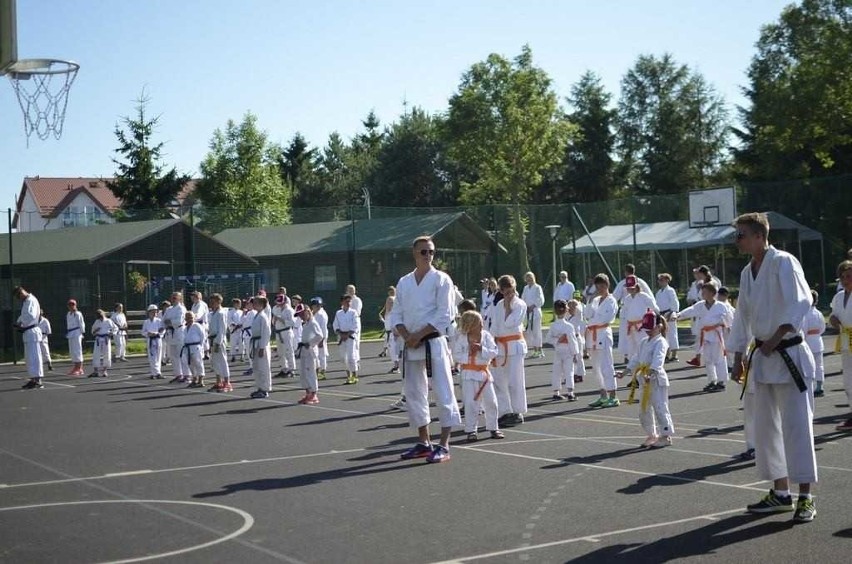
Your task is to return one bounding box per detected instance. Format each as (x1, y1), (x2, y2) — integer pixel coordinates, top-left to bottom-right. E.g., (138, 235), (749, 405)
(0, 448), (365, 490)
(0, 499), (256, 564)
(525, 407), (743, 434)
(428, 507), (746, 563)
(454, 444), (767, 492)
(741, 480), (770, 487)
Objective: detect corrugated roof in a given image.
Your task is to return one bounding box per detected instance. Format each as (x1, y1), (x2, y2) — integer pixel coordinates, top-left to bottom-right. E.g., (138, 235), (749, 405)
(215, 212), (494, 257)
(564, 212), (822, 254)
(0, 219), (180, 265)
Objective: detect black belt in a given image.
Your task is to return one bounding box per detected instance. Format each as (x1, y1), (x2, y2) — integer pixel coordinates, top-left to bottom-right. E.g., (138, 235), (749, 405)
(95, 334), (112, 344)
(742, 336), (807, 398)
(66, 326), (80, 336)
(402, 331), (440, 379)
(295, 342), (308, 359)
(17, 324), (37, 333)
(249, 336), (261, 359)
(181, 341), (202, 361)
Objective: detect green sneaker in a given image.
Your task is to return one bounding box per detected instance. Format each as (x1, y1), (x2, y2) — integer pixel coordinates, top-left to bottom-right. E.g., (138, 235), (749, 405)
(793, 497), (816, 523)
(747, 489), (794, 514)
(589, 397), (606, 408)
(601, 397), (620, 408)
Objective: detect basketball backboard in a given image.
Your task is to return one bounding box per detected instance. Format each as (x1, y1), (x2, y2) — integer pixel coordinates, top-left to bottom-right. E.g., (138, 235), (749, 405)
(688, 186), (736, 228)
(0, 0), (16, 75)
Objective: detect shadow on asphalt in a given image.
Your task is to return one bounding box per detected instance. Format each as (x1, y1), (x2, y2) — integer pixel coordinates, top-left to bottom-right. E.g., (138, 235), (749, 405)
(192, 458), (418, 496)
(616, 457), (751, 495)
(566, 513), (792, 562)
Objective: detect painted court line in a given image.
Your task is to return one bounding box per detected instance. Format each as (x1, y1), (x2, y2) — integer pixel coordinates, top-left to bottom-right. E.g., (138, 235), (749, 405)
(429, 507), (746, 563)
(0, 448), (365, 490)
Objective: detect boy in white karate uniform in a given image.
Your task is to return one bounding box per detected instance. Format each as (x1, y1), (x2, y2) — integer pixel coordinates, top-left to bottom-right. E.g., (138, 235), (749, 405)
(453, 310), (504, 441)
(228, 298), (244, 362)
(521, 272), (545, 359)
(655, 273), (680, 361)
(207, 294), (232, 392)
(183, 312), (206, 388)
(142, 304), (165, 379)
(163, 292), (188, 382)
(38, 312), (53, 372)
(310, 297), (330, 380)
(90, 309), (117, 378)
(66, 299), (85, 376)
(729, 212), (817, 523)
(829, 260), (852, 430)
(675, 282), (733, 392)
(111, 303), (128, 361)
(546, 300), (579, 401)
(584, 274), (619, 408)
(296, 306), (324, 404)
(491, 275), (529, 426)
(249, 296), (272, 399)
(272, 295), (296, 378)
(333, 294), (361, 384)
(803, 290), (825, 398)
(619, 276), (659, 362)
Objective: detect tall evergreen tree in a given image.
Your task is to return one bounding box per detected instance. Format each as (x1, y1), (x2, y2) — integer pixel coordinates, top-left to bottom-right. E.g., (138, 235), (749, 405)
(108, 92), (190, 218)
(617, 53), (729, 194)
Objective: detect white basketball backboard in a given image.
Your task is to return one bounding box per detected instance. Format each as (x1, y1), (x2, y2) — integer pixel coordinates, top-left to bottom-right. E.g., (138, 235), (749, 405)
(688, 186), (736, 228)
(0, 0), (17, 75)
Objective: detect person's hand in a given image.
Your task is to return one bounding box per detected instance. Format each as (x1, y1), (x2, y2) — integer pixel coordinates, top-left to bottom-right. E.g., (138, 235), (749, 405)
(829, 315), (841, 330)
(258, 349), (264, 358)
(405, 333), (422, 349)
(731, 360), (745, 383)
(759, 334), (782, 356)
(470, 341), (482, 354)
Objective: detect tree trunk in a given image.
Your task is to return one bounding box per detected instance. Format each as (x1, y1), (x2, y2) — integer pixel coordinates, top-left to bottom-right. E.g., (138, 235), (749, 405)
(513, 202), (530, 274)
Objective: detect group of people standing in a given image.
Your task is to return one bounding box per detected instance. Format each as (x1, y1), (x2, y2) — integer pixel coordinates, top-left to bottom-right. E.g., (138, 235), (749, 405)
(13, 212), (852, 523)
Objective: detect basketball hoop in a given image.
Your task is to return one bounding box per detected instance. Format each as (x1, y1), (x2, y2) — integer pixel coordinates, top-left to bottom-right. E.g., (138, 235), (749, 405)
(6, 58), (79, 143)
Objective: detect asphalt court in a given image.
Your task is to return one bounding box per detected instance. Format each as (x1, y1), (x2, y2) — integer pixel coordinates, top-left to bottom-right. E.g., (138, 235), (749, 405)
(1, 339), (851, 563)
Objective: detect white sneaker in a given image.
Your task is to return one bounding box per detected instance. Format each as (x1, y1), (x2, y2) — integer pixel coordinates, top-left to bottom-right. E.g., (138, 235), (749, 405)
(390, 398), (407, 411)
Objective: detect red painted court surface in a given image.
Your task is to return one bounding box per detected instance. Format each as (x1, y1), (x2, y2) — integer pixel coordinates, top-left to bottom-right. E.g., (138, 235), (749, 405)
(2, 340), (850, 563)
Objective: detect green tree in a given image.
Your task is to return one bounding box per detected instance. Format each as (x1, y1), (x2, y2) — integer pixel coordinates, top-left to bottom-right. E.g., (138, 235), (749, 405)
(107, 92), (190, 218)
(315, 131), (356, 208)
(547, 71), (617, 203)
(734, 0), (852, 180)
(445, 45), (573, 272)
(197, 113), (290, 231)
(278, 132), (321, 208)
(369, 107), (455, 206)
(617, 53), (729, 194)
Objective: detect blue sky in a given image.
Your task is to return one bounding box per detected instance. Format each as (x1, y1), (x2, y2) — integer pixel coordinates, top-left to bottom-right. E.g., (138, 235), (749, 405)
(1, 0), (791, 212)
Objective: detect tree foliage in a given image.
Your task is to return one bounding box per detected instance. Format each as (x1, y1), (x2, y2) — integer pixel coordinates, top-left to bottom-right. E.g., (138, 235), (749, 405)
(617, 53), (730, 194)
(108, 92), (190, 218)
(368, 107), (455, 206)
(445, 45), (573, 272)
(543, 71), (617, 203)
(197, 113), (290, 231)
(734, 0), (852, 179)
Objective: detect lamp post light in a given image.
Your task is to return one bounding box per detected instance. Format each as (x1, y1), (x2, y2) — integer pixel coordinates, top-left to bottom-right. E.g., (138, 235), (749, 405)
(361, 186), (372, 220)
(545, 224), (561, 298)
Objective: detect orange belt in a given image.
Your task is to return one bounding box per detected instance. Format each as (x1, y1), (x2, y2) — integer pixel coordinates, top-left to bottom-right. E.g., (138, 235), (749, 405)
(493, 333), (524, 366)
(585, 323), (610, 349)
(700, 323), (726, 349)
(463, 352), (492, 401)
(627, 319), (643, 334)
(557, 334), (569, 344)
(806, 328), (822, 335)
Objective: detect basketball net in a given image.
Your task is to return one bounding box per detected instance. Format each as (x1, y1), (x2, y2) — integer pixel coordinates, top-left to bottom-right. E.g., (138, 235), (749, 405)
(7, 58), (79, 144)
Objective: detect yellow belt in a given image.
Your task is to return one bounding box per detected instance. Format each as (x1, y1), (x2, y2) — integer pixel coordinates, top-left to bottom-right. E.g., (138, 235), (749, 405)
(834, 326), (852, 353)
(627, 363), (652, 410)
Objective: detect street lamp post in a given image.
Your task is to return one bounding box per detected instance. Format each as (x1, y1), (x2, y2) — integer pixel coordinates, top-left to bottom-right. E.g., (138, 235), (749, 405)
(361, 186), (372, 220)
(545, 224), (560, 299)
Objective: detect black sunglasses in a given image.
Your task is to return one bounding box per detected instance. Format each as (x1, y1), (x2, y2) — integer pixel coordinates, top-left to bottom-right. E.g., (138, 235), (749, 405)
(419, 249), (435, 256)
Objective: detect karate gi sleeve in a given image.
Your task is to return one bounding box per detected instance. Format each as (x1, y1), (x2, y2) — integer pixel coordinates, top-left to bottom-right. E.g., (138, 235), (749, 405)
(650, 339), (667, 372)
(778, 256), (811, 333)
(427, 274), (454, 335)
(727, 272), (752, 354)
(481, 331), (499, 362)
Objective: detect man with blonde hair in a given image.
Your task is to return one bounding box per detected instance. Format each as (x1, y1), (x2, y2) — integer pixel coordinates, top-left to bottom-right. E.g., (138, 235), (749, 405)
(729, 212), (817, 523)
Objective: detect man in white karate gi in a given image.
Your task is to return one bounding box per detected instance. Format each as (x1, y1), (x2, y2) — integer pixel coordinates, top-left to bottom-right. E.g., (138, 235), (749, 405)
(391, 236), (462, 463)
(729, 212), (817, 523)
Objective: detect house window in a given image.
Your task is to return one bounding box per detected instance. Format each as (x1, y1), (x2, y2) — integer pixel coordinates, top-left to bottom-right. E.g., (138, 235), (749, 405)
(62, 208), (75, 227)
(69, 278), (90, 307)
(314, 266), (336, 291)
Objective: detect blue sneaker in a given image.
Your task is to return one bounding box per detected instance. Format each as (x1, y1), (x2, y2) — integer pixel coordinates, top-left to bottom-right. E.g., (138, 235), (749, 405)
(400, 442), (433, 460)
(426, 445), (451, 463)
